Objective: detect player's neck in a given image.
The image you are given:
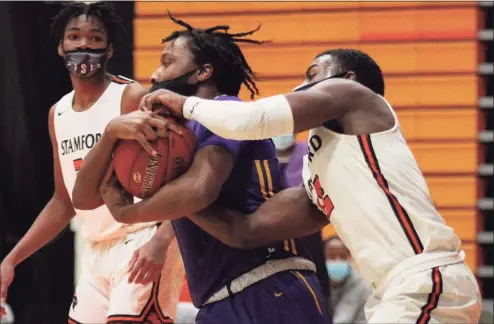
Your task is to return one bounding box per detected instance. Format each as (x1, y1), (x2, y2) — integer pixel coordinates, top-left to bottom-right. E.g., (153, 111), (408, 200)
(71, 72), (112, 112)
(195, 85), (222, 100)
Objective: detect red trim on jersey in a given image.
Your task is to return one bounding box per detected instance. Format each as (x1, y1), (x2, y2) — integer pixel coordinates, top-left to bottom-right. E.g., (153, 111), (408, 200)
(416, 267), (443, 324)
(357, 134), (424, 254)
(112, 75), (133, 84)
(68, 317), (83, 324)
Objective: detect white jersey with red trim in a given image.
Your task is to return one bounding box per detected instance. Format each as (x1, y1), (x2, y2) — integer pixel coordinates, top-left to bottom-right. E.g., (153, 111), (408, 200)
(54, 77), (157, 241)
(301, 97), (462, 286)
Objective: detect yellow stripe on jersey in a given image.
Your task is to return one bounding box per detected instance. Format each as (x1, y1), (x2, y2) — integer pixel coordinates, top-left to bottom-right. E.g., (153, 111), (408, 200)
(290, 239), (298, 255)
(254, 160), (268, 199)
(263, 159), (274, 198)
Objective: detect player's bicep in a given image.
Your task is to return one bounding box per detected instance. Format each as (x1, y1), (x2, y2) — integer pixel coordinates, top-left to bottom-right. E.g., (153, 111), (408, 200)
(285, 79), (373, 133)
(48, 105), (74, 208)
(183, 145), (234, 202)
(121, 82), (149, 114)
(243, 188), (329, 247)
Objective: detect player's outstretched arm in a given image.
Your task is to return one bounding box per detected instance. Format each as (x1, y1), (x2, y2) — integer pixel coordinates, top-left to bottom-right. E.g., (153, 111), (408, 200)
(72, 83), (155, 210)
(140, 79), (375, 140)
(100, 145), (234, 223)
(1, 105), (76, 304)
(188, 188), (329, 249)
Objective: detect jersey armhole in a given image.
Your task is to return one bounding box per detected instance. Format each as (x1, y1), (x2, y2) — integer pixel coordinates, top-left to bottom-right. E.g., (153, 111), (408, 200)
(112, 75), (135, 85)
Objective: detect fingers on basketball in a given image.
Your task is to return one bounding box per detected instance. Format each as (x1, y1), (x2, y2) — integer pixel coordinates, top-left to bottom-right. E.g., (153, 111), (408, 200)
(135, 133), (157, 157)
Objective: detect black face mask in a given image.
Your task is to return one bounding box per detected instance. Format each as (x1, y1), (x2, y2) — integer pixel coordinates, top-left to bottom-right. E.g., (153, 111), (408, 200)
(150, 69), (200, 96)
(63, 48), (108, 79)
(293, 71), (349, 92)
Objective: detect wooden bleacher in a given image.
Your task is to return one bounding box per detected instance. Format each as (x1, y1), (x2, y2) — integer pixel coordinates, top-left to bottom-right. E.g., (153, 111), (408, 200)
(133, 1), (480, 273)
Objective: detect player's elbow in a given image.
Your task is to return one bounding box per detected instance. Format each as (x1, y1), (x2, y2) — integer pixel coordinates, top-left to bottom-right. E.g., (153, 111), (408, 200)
(72, 189), (103, 210)
(192, 181), (222, 211)
(216, 231), (258, 249)
(232, 236), (260, 249)
(230, 219), (269, 249)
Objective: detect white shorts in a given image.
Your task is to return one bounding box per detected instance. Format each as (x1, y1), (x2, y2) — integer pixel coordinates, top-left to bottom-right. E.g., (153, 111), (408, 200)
(68, 225), (184, 323)
(365, 262), (482, 323)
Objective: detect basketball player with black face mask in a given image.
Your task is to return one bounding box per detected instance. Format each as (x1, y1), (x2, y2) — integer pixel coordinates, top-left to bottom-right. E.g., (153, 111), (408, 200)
(75, 13), (331, 324)
(0, 3), (185, 323)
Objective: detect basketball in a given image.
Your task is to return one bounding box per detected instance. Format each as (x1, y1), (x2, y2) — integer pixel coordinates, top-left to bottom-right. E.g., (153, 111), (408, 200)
(112, 121), (197, 199)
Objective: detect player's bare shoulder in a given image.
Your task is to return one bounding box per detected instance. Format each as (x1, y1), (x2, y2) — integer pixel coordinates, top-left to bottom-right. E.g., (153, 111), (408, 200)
(48, 102), (60, 135)
(117, 77), (149, 114)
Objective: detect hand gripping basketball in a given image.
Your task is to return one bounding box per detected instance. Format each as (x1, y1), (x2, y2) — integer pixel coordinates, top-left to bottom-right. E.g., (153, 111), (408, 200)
(106, 110), (181, 157)
(139, 89), (187, 120)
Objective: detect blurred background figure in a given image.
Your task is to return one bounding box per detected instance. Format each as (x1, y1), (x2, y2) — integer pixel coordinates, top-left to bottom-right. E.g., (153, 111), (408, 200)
(272, 134), (332, 312)
(324, 236), (371, 324)
(272, 134), (307, 189)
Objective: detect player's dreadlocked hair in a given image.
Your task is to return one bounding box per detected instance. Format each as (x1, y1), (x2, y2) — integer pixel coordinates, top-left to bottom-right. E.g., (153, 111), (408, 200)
(50, 1), (125, 45)
(316, 49), (385, 96)
(162, 12), (267, 99)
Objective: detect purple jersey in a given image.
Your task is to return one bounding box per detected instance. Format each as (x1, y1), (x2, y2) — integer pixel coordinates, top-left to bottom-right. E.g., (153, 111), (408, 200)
(172, 96), (302, 308)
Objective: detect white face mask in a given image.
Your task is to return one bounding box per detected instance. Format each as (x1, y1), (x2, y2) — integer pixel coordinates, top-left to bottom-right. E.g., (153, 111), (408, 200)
(272, 134), (295, 151)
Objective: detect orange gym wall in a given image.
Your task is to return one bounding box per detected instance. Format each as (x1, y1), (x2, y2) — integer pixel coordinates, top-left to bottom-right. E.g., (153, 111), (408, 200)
(133, 2), (481, 273)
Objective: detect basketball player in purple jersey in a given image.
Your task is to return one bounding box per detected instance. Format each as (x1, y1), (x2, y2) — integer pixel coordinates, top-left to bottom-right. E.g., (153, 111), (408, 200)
(76, 14), (331, 324)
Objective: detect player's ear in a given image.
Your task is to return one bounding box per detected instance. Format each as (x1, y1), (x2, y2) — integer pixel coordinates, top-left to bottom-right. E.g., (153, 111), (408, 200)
(57, 42), (64, 57)
(106, 43), (114, 60)
(197, 63), (213, 82)
(345, 71), (357, 81)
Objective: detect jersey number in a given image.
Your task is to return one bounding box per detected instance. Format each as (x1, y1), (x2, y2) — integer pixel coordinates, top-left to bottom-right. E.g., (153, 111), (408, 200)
(311, 175), (334, 217)
(73, 158), (83, 171)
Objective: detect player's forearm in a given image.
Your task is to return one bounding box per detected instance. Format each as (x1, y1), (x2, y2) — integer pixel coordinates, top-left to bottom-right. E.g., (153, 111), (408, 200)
(191, 189), (329, 249)
(245, 189), (329, 246)
(188, 207), (249, 248)
(116, 178), (217, 223)
(183, 95), (294, 140)
(72, 131), (118, 210)
(5, 196), (75, 266)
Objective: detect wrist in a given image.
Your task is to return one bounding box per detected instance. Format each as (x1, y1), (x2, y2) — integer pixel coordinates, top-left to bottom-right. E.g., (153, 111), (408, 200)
(183, 96), (201, 120)
(3, 253), (19, 267)
(149, 234), (172, 251)
(153, 225), (175, 245)
(153, 230), (173, 244)
(103, 122), (118, 141)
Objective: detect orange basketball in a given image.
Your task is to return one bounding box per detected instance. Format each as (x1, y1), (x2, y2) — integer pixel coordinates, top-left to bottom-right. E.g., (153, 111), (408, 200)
(113, 121), (197, 199)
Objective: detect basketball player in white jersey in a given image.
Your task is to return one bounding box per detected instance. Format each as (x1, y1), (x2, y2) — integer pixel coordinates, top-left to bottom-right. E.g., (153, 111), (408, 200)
(138, 48), (482, 323)
(0, 3), (184, 323)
